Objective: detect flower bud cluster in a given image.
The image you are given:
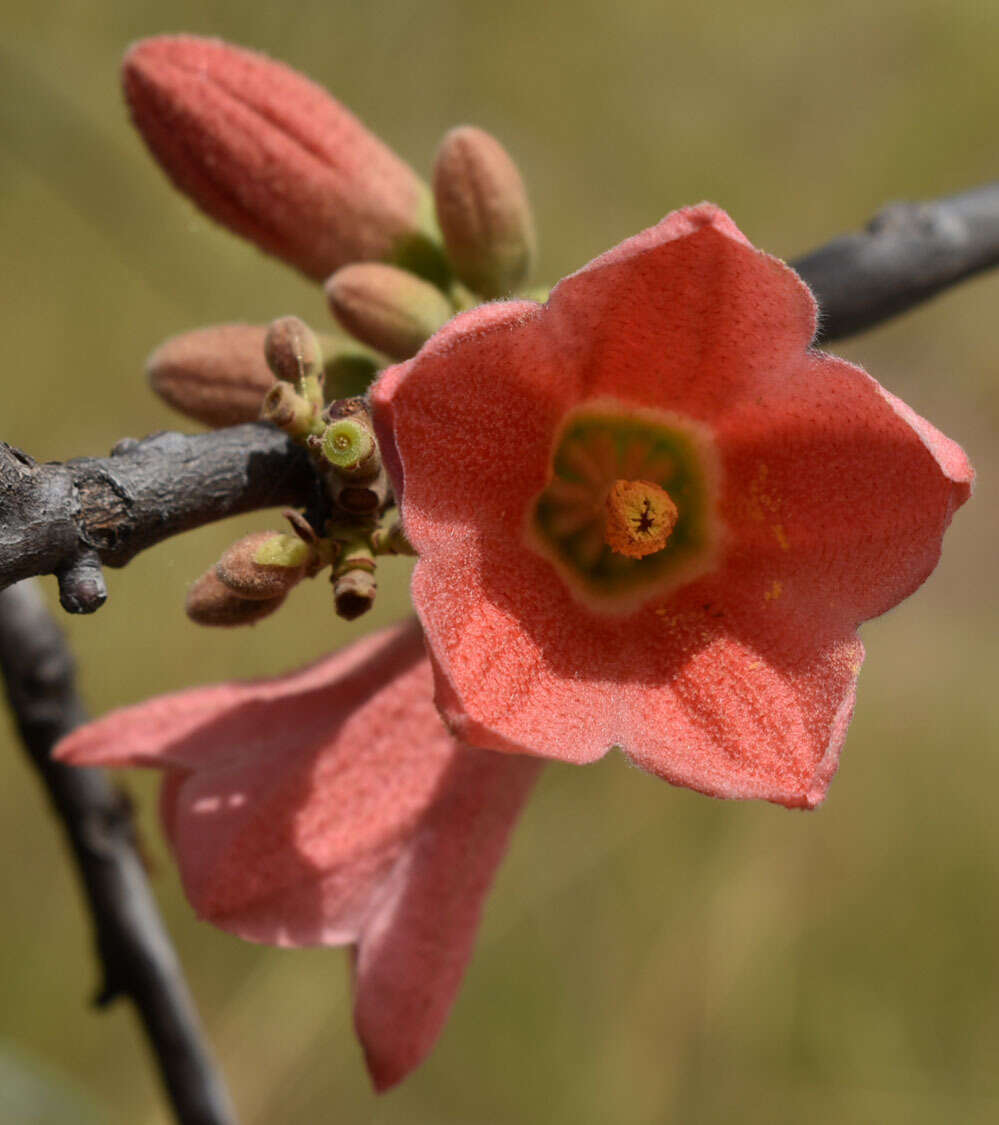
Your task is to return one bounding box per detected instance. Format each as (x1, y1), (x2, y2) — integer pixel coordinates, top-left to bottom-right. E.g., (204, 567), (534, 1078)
(127, 35), (537, 628)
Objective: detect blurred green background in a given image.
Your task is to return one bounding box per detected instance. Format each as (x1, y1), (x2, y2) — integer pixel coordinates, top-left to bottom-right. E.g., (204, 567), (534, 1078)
(1, 1), (997, 1122)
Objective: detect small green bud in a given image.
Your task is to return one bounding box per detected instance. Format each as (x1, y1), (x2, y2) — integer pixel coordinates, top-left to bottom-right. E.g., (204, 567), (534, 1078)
(318, 337), (385, 398)
(321, 418), (376, 474)
(252, 534), (312, 569)
(312, 400), (388, 515)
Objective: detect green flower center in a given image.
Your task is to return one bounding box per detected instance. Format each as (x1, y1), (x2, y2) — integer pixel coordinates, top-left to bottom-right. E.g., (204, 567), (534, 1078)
(529, 404), (719, 609)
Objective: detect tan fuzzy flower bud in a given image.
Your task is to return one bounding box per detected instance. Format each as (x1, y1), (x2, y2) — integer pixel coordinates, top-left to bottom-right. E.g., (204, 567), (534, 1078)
(185, 569), (285, 627)
(265, 315), (324, 411)
(264, 316), (323, 385)
(147, 324), (274, 427)
(433, 126), (536, 297)
(325, 263), (453, 361)
(215, 531), (310, 600)
(123, 36), (447, 281)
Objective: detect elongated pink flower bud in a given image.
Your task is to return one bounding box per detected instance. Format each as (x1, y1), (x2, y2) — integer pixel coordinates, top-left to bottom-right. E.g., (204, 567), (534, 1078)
(432, 126), (536, 297)
(123, 36), (445, 280)
(326, 263), (453, 361)
(147, 323), (274, 427)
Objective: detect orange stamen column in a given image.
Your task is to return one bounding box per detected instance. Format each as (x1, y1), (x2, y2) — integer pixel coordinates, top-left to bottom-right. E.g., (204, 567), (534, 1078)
(603, 479), (678, 559)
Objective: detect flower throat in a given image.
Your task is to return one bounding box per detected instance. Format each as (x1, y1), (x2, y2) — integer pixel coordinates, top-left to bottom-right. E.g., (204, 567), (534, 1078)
(531, 407), (716, 604)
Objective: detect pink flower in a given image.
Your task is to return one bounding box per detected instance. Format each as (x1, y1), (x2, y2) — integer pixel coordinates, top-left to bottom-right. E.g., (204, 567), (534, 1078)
(372, 204), (974, 809)
(123, 36), (440, 280)
(54, 620), (540, 1090)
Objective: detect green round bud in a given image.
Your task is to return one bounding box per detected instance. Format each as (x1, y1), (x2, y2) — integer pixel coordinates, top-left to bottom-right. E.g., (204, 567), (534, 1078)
(322, 418), (375, 471)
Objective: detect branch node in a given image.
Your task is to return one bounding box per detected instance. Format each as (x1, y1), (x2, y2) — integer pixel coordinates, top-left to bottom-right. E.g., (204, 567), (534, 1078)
(57, 549), (108, 614)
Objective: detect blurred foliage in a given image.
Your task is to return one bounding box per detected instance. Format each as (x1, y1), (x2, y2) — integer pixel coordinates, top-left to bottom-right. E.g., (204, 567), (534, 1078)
(1, 1), (997, 1122)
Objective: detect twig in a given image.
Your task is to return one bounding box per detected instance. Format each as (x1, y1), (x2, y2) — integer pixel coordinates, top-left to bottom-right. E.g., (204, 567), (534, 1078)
(1, 181), (998, 607)
(0, 579), (238, 1125)
(0, 424), (315, 610)
(792, 182), (999, 340)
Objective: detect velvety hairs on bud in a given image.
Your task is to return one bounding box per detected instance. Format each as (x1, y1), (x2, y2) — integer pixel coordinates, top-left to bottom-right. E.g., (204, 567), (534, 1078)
(432, 126), (536, 298)
(147, 323), (274, 427)
(215, 532), (310, 600)
(265, 316), (322, 384)
(186, 570), (286, 627)
(325, 263), (453, 361)
(123, 36), (442, 280)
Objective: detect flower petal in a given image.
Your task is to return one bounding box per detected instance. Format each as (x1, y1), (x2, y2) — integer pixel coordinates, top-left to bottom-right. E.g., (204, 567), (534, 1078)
(617, 592), (864, 808)
(166, 627), (458, 949)
(56, 619), (540, 1087)
(715, 350), (974, 629)
(414, 538), (862, 806)
(546, 204), (817, 416)
(371, 298), (552, 520)
(53, 622), (412, 771)
(353, 746), (541, 1090)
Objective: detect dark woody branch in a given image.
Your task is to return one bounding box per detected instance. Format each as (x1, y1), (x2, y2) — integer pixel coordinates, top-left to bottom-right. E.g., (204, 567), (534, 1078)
(1, 181), (998, 608)
(0, 425), (315, 611)
(0, 579), (237, 1125)
(794, 182), (999, 341)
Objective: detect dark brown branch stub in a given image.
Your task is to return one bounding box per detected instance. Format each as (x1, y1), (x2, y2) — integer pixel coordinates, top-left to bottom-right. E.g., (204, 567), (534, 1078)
(0, 579), (237, 1125)
(57, 547), (108, 614)
(1, 181), (998, 609)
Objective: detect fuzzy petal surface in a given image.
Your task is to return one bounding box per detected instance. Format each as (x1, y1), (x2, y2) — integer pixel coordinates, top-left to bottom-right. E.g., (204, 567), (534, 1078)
(372, 205), (973, 806)
(55, 620), (540, 1088)
(124, 36), (431, 278)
